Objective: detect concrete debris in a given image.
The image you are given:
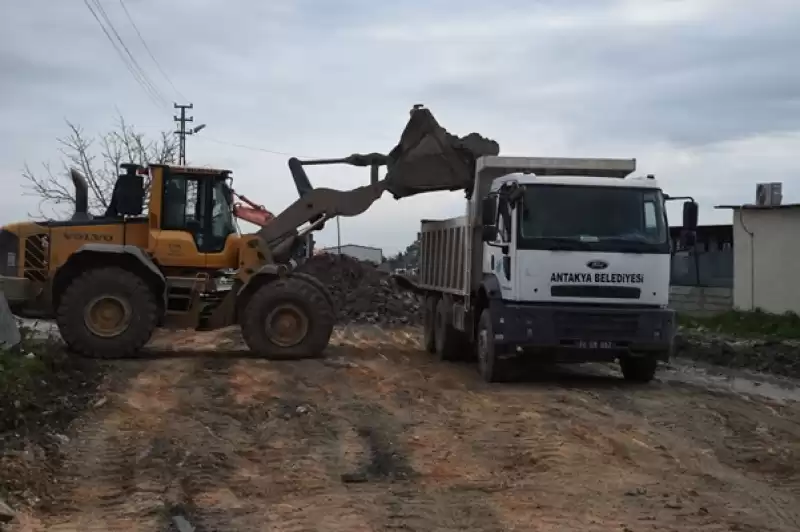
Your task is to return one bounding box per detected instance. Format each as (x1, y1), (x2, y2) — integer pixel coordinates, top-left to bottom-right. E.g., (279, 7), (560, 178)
(297, 254), (421, 326)
(0, 497), (15, 523)
(0, 292), (21, 348)
(676, 328), (800, 379)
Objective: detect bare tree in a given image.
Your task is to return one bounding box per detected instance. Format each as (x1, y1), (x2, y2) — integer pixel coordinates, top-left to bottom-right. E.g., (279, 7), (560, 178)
(22, 115), (178, 218)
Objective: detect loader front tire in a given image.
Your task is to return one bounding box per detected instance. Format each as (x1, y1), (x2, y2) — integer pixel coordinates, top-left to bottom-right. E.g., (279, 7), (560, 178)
(241, 276), (335, 359)
(56, 267), (158, 359)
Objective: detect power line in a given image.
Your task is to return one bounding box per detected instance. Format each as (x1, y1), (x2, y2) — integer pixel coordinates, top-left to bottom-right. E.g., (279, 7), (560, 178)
(82, 0), (169, 108)
(118, 0), (188, 102)
(82, 0), (162, 108)
(195, 136), (312, 159)
(90, 0), (169, 106)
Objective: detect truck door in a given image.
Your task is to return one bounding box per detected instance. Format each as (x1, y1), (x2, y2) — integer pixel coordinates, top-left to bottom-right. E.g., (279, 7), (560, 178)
(492, 189), (516, 298)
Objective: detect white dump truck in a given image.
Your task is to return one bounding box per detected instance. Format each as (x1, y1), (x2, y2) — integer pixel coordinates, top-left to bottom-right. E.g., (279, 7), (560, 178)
(399, 156), (698, 383)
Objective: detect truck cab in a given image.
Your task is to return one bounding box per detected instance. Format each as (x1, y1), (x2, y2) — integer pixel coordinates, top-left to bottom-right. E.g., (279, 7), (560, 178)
(483, 173), (670, 306)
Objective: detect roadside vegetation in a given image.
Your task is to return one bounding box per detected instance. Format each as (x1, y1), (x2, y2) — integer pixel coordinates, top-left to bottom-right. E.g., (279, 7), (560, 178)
(679, 309), (800, 340)
(676, 310), (800, 379)
(0, 322), (103, 510)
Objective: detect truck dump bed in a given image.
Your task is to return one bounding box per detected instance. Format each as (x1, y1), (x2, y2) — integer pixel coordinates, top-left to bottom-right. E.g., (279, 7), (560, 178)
(417, 216), (470, 296)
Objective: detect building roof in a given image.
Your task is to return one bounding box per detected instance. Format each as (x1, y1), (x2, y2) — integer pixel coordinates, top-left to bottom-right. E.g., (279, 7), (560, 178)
(319, 243), (382, 252)
(715, 204), (800, 211)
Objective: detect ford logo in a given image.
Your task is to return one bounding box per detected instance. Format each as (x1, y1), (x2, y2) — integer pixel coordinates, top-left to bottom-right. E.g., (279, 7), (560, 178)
(586, 260), (608, 270)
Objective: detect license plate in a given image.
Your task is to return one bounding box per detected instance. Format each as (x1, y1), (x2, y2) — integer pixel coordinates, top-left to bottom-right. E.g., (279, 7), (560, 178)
(576, 340), (616, 349)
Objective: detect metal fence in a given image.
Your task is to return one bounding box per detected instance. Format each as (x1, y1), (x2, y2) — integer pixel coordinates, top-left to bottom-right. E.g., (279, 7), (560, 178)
(670, 249), (733, 288)
(669, 224), (733, 288)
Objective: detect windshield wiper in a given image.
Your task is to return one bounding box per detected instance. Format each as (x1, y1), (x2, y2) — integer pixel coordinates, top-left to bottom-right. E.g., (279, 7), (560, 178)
(598, 237), (662, 253)
(537, 237), (592, 251)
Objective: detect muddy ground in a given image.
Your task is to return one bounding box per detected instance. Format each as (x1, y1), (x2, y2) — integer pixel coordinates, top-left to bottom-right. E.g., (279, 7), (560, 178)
(2, 325), (800, 531)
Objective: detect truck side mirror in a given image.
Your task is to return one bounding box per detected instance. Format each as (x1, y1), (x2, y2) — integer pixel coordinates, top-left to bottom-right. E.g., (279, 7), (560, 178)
(481, 197), (498, 241)
(682, 201), (698, 231)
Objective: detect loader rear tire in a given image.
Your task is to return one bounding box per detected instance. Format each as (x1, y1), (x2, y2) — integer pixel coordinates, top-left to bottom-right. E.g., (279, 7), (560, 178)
(241, 276), (334, 359)
(56, 267), (158, 359)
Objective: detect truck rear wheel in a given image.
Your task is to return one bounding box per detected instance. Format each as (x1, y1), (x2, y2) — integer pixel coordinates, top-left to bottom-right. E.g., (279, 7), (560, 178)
(434, 298), (462, 361)
(423, 295), (437, 354)
(619, 355), (658, 383)
(477, 309), (510, 382)
(241, 276), (334, 359)
(56, 267), (158, 359)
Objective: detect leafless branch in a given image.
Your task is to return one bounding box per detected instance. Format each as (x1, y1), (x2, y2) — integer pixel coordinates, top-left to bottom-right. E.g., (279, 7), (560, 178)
(22, 115), (178, 218)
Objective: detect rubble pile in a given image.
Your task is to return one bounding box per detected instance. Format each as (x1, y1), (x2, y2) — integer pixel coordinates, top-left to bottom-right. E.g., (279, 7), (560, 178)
(297, 254), (422, 326)
(675, 328), (800, 379)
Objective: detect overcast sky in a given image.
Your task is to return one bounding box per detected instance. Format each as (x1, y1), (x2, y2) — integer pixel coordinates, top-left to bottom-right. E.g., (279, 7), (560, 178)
(2, 0), (799, 254)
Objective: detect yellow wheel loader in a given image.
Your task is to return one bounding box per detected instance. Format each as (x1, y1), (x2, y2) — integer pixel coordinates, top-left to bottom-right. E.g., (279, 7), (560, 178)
(0, 106), (498, 358)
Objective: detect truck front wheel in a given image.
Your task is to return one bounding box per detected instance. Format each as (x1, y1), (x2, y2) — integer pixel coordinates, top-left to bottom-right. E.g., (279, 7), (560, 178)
(477, 309), (510, 382)
(619, 354), (658, 383)
(241, 276), (334, 359)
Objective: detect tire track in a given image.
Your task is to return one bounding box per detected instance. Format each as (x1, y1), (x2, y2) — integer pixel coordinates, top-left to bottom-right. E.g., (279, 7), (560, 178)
(331, 343), (507, 532)
(32, 359), (198, 532)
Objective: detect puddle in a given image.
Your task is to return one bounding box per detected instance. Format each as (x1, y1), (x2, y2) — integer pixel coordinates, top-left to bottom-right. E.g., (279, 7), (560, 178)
(660, 358), (800, 404)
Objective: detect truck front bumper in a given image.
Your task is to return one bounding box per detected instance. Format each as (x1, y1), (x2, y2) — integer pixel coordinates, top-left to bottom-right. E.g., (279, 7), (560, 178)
(491, 302), (676, 362)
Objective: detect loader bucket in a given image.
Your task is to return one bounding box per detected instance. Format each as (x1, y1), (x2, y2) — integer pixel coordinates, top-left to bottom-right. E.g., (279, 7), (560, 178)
(383, 106), (500, 199)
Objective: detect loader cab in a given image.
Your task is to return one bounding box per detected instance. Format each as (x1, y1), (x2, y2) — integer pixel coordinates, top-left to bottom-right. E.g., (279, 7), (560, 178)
(147, 164), (239, 268)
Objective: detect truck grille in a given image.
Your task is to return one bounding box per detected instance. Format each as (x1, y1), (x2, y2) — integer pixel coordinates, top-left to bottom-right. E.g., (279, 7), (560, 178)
(554, 311), (639, 340)
(551, 285), (641, 299)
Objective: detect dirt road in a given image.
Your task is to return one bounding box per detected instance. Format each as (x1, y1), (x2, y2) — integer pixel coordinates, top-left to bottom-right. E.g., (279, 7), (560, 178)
(8, 325), (800, 531)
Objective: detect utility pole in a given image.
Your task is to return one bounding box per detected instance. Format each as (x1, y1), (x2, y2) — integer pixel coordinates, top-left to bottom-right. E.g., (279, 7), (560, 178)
(173, 103), (207, 165)
(173, 103), (192, 165)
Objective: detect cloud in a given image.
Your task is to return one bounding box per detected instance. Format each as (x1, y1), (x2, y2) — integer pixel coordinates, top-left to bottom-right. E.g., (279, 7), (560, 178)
(1, 0), (798, 254)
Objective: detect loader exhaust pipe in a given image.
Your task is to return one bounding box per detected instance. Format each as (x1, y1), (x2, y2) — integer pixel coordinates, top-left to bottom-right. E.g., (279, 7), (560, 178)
(70, 168), (89, 217)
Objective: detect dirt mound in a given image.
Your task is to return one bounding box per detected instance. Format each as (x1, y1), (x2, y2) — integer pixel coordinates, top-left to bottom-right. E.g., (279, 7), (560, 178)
(297, 254), (421, 326)
(676, 327), (800, 379)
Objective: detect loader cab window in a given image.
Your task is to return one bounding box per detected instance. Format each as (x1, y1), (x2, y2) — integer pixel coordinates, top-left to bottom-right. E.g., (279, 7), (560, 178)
(161, 171), (236, 253)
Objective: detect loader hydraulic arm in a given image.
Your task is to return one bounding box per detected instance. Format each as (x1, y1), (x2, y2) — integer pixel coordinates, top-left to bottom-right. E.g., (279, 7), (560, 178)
(257, 154), (391, 249)
(256, 105), (501, 258)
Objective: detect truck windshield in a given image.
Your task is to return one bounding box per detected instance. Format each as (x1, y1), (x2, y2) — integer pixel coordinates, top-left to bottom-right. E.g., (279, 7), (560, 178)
(517, 184), (668, 253)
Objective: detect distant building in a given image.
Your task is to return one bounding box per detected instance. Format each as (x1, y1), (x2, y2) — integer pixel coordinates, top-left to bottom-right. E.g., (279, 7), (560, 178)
(318, 244), (383, 264)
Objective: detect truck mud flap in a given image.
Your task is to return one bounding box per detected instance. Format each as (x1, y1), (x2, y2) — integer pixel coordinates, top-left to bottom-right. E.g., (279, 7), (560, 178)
(384, 106), (500, 199)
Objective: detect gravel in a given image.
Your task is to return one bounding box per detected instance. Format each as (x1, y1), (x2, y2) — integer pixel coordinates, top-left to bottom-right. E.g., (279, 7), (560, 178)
(297, 254), (421, 326)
